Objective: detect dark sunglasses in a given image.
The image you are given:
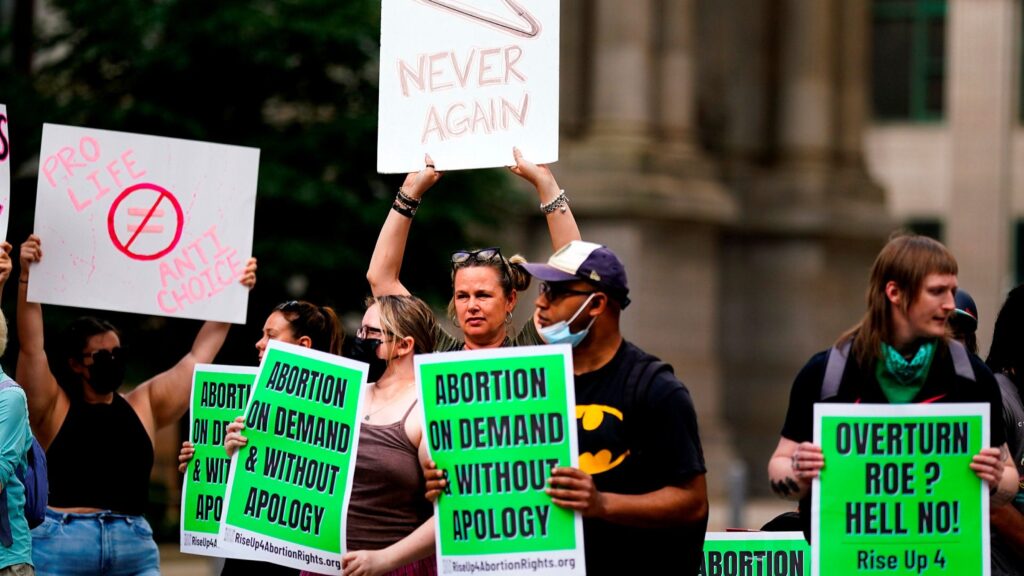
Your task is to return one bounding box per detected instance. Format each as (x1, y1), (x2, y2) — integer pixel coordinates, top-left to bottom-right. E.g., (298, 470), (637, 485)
(451, 247), (503, 266)
(82, 347), (125, 363)
(538, 281), (597, 302)
(275, 300), (300, 311)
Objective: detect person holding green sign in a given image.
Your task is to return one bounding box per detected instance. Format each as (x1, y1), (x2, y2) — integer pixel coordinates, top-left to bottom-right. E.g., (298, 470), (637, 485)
(228, 295), (440, 576)
(768, 234), (1018, 539)
(15, 233), (256, 576)
(366, 149), (580, 352)
(983, 286), (1024, 575)
(520, 240), (709, 575)
(179, 299), (344, 576)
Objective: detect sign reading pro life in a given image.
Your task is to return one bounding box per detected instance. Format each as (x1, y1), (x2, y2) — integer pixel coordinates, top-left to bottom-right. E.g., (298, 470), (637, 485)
(31, 124), (258, 323)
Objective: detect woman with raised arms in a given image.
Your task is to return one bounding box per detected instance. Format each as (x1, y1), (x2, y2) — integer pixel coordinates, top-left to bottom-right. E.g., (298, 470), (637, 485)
(366, 148), (581, 352)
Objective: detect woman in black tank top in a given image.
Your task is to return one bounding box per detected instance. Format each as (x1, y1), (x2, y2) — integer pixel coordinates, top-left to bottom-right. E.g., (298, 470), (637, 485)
(16, 234), (256, 576)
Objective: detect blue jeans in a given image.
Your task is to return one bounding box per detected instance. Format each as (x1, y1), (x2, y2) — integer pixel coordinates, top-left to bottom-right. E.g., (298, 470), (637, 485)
(31, 510), (160, 576)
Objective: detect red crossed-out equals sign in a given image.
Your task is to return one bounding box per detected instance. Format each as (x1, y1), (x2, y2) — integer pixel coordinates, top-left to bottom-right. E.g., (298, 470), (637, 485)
(127, 206), (164, 234)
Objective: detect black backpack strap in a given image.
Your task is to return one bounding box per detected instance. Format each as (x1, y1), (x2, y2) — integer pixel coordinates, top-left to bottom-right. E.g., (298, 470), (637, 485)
(946, 339), (976, 382)
(625, 360), (668, 410)
(821, 340), (851, 401)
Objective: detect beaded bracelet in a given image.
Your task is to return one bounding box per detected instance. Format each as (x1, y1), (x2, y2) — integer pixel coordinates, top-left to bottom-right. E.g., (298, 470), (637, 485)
(540, 189), (569, 214)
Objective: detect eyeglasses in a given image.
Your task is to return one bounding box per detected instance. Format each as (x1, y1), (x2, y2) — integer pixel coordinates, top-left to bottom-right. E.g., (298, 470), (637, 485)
(451, 247), (503, 267)
(275, 300), (300, 311)
(538, 282), (596, 302)
(356, 326), (389, 340)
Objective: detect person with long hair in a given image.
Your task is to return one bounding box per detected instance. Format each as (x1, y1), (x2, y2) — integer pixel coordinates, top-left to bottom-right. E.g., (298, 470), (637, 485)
(16, 234), (256, 576)
(767, 234), (1018, 539)
(179, 299), (344, 576)
(984, 286), (1024, 575)
(227, 295), (439, 576)
(366, 149), (580, 351)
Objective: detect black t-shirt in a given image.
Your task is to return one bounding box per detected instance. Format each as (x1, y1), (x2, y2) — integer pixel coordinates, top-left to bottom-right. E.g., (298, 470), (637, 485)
(574, 340), (707, 575)
(780, 339), (1007, 538)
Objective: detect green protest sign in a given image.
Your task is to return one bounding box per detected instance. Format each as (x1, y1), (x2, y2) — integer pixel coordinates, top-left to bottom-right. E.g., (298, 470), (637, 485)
(700, 532), (809, 576)
(417, 345), (585, 575)
(813, 403), (990, 576)
(180, 364), (256, 557)
(219, 339), (366, 572)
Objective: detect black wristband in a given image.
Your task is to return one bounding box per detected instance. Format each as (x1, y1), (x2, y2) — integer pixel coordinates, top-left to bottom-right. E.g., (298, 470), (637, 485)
(392, 202), (416, 218)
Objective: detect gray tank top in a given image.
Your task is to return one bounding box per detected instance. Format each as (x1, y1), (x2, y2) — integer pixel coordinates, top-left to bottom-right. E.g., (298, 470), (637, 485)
(346, 400), (432, 550)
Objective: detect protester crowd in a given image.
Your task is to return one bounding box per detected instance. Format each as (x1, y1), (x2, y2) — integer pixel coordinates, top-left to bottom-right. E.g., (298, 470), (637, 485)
(0, 152), (1022, 576)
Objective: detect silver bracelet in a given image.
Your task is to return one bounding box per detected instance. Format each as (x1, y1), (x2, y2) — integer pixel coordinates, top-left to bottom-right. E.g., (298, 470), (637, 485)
(540, 189), (568, 214)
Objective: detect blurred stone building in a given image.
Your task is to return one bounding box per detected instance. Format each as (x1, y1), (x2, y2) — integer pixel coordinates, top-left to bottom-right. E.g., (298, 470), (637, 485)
(507, 0), (1022, 498)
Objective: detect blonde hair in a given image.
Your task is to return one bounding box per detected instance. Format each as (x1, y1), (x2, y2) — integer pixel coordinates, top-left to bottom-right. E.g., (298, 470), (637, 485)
(841, 233), (958, 365)
(368, 294), (438, 355)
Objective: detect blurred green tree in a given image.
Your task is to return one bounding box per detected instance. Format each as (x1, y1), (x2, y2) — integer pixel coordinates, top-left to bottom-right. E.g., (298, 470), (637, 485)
(1, 0), (528, 538)
(1, 0), (527, 367)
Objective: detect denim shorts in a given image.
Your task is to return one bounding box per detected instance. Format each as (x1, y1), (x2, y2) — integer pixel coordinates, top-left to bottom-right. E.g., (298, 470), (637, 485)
(31, 509), (160, 576)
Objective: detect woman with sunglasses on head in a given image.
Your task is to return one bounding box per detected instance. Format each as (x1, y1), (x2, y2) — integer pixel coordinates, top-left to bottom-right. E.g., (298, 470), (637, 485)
(15, 233), (256, 576)
(225, 295), (440, 576)
(367, 148), (581, 351)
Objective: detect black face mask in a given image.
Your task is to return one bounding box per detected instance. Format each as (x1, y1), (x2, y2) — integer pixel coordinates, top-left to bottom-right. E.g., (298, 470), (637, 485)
(346, 337), (387, 383)
(85, 347), (127, 395)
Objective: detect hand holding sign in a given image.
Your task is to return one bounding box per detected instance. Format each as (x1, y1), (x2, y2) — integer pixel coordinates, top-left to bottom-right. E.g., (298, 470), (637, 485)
(178, 441), (195, 474)
(0, 241), (12, 287)
(969, 446), (1008, 497)
(545, 466), (606, 518)
(792, 442), (825, 482)
(224, 416), (247, 457)
(400, 154), (443, 203)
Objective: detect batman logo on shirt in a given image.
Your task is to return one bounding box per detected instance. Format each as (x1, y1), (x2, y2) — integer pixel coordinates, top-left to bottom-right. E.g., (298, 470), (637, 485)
(576, 404), (630, 475)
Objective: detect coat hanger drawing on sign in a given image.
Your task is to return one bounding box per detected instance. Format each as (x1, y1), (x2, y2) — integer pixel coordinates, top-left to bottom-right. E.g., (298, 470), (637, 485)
(417, 0), (542, 38)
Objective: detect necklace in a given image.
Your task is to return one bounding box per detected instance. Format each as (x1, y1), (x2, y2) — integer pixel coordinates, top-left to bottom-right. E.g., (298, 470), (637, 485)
(363, 382), (414, 422)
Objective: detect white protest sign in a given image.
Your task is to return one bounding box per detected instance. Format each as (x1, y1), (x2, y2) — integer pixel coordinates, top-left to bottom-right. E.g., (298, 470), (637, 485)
(377, 0), (560, 173)
(0, 104), (10, 240)
(31, 124), (258, 323)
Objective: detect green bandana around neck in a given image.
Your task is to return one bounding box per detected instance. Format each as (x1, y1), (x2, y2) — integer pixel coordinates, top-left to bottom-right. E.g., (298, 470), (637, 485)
(876, 340), (936, 403)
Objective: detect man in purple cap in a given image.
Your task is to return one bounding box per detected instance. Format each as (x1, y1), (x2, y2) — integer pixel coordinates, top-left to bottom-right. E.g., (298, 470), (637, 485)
(521, 240), (709, 574)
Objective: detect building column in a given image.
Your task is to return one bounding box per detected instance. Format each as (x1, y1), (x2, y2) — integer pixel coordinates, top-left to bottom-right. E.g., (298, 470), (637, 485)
(947, 0), (1018, 353)
(719, 0), (890, 498)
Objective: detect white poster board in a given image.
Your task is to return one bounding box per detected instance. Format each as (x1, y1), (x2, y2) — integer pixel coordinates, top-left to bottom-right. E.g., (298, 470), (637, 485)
(377, 0), (560, 173)
(0, 104), (10, 240)
(31, 124), (258, 323)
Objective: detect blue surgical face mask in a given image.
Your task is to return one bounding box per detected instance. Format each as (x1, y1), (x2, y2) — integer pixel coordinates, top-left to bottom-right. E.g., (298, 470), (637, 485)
(536, 293), (598, 347)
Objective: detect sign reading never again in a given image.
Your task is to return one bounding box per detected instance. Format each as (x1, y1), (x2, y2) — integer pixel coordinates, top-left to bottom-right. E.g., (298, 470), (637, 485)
(377, 0), (560, 172)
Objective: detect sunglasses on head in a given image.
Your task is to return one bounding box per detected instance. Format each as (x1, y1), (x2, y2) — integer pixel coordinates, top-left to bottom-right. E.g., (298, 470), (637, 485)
(538, 281), (597, 302)
(451, 247), (503, 266)
(275, 300), (300, 311)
